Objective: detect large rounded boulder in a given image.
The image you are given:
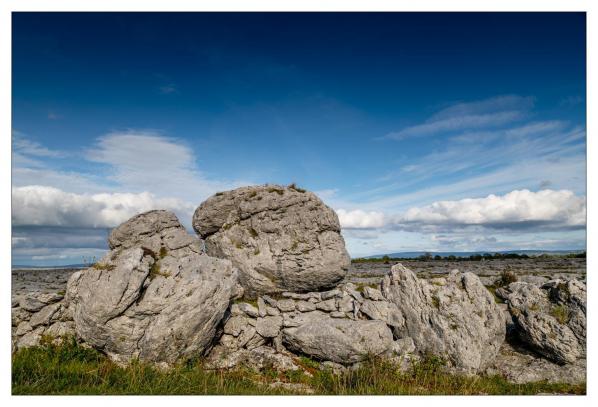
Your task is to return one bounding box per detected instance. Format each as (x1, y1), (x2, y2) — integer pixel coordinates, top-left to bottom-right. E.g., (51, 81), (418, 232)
(66, 210), (241, 366)
(192, 184), (350, 296)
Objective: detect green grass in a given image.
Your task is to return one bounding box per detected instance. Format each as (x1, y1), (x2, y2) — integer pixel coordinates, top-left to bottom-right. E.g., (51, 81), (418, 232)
(12, 340), (585, 395)
(91, 262), (115, 271)
(550, 305), (570, 324)
(267, 187), (284, 195)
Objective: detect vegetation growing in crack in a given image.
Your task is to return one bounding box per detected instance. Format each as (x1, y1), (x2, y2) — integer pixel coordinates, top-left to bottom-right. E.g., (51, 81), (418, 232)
(550, 304), (570, 324)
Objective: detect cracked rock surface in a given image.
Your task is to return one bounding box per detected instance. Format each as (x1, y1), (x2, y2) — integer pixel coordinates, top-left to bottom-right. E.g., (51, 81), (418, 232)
(192, 184), (350, 296)
(65, 210), (241, 366)
(382, 264), (505, 374)
(499, 279), (586, 364)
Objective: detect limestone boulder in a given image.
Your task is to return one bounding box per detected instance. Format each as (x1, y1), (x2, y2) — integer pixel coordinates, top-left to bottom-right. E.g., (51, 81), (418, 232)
(66, 210), (240, 366)
(502, 279), (586, 364)
(382, 264), (505, 373)
(282, 311), (393, 363)
(192, 185), (350, 296)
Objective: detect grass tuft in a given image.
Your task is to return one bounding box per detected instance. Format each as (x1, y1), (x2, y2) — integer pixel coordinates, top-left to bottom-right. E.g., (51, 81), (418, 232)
(550, 304), (570, 324)
(91, 263), (115, 271)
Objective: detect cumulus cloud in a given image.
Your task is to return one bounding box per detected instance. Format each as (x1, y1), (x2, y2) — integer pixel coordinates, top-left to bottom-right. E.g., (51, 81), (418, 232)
(396, 189), (585, 230)
(336, 209), (386, 229)
(12, 185), (194, 228)
(338, 189), (585, 235)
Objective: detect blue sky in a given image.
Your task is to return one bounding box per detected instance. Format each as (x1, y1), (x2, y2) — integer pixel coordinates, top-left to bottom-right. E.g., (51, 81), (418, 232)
(11, 12), (586, 265)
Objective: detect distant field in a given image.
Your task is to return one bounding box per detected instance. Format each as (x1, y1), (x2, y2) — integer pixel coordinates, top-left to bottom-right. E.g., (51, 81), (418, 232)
(347, 257), (586, 287)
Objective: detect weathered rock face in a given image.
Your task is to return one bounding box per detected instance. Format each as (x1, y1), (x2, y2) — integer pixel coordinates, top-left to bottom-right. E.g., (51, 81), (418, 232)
(382, 264), (505, 374)
(66, 210), (241, 366)
(486, 341), (586, 384)
(192, 185), (350, 296)
(501, 279), (586, 364)
(282, 311), (393, 363)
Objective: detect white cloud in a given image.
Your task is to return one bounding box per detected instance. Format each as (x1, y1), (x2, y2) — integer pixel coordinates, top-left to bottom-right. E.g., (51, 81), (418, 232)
(385, 95), (534, 140)
(85, 131), (248, 202)
(12, 185), (195, 228)
(12, 131), (65, 158)
(336, 209), (386, 229)
(397, 189), (585, 229)
(386, 111), (525, 140)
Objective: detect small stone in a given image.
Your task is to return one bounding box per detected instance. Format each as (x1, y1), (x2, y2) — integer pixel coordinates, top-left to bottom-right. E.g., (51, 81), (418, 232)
(277, 299), (296, 312)
(257, 297), (268, 317)
(223, 316), (250, 337)
(256, 316), (283, 338)
(266, 306), (281, 316)
(345, 287), (363, 303)
(363, 286), (384, 301)
(19, 295), (46, 312)
(16, 321), (33, 336)
(321, 289), (341, 300)
(338, 295), (354, 313)
(29, 303), (61, 328)
(330, 311), (345, 318)
(238, 303), (259, 319)
(316, 299), (337, 312)
(262, 295), (278, 307)
(296, 301), (316, 312)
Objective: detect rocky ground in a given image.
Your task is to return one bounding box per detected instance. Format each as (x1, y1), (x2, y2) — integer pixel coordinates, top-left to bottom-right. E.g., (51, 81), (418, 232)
(12, 257), (587, 385)
(12, 257), (586, 301)
(10, 185), (587, 393)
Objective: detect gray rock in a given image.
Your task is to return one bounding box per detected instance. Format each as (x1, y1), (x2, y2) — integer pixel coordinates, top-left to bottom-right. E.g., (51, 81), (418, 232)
(321, 289), (341, 300)
(223, 315), (252, 337)
(29, 303), (62, 328)
(487, 341), (586, 384)
(391, 337), (416, 355)
(15, 321), (33, 336)
(17, 326), (46, 349)
(19, 295), (48, 312)
(108, 210), (188, 251)
(257, 297), (268, 317)
(12, 307), (31, 327)
(44, 321), (76, 341)
(503, 279), (586, 364)
(205, 345), (300, 371)
(235, 303), (259, 318)
(282, 292), (321, 301)
(383, 264), (505, 373)
(360, 299), (404, 328)
(256, 315), (283, 338)
(337, 295), (354, 313)
(277, 299), (296, 312)
(266, 306), (281, 316)
(316, 299), (337, 312)
(192, 185), (350, 296)
(296, 300), (316, 312)
(282, 311), (393, 364)
(363, 286), (384, 301)
(66, 211), (240, 366)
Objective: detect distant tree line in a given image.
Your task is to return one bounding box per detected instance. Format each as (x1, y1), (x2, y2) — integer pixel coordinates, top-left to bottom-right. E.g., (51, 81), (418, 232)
(352, 251), (586, 264)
